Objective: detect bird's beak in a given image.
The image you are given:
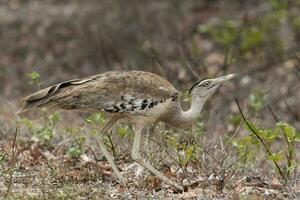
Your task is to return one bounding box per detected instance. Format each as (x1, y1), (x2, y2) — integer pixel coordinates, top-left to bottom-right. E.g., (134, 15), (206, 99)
(218, 74), (238, 82)
(212, 74), (238, 87)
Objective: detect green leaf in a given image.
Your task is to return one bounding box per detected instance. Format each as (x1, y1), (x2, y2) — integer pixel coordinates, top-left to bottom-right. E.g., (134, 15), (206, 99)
(277, 122), (296, 140)
(241, 27), (264, 51)
(0, 154), (6, 164)
(35, 126), (53, 145)
(210, 20), (238, 46)
(48, 112), (61, 124)
(229, 114), (242, 126)
(264, 128), (280, 141)
(198, 24), (210, 34)
(166, 135), (178, 147)
(287, 163), (296, 174)
(244, 121), (260, 135)
(284, 124), (296, 139)
(86, 113), (105, 125)
(27, 71), (42, 86)
(117, 126), (129, 138)
(68, 147), (83, 158)
(268, 151), (284, 162)
(295, 132), (300, 142)
(186, 145), (195, 160)
(268, 0), (288, 10)
(20, 118), (35, 131)
(68, 137), (85, 158)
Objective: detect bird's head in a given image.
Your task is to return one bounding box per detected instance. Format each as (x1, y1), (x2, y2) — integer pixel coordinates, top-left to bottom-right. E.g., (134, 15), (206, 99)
(188, 74), (237, 98)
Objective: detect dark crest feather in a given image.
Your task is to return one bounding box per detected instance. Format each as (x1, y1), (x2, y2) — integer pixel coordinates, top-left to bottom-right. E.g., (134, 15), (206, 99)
(188, 79), (205, 94)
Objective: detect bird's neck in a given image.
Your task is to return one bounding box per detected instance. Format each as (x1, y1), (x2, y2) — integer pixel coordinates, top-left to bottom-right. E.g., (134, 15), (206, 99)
(160, 95), (206, 128)
(172, 96), (206, 126)
(179, 95), (206, 123)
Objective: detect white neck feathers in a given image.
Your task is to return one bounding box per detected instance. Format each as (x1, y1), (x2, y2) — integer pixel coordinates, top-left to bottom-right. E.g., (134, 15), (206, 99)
(180, 95), (205, 123)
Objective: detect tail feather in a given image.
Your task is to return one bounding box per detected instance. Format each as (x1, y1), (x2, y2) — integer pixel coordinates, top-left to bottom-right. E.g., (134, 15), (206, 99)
(18, 86), (53, 113)
(18, 76), (97, 114)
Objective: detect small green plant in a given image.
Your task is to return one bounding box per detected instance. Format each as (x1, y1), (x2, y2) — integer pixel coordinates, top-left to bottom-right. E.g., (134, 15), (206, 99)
(235, 100), (300, 180)
(21, 112), (61, 146)
(55, 184), (75, 200)
(86, 113), (106, 126)
(240, 27), (264, 52)
(277, 122), (299, 175)
(228, 114), (242, 126)
(166, 135), (198, 170)
(195, 121), (204, 136)
(197, 0), (293, 62)
(27, 71), (42, 88)
(0, 153), (6, 165)
(198, 20), (238, 49)
(232, 135), (257, 166)
(86, 113), (119, 157)
(36, 113), (60, 145)
(117, 125), (130, 138)
(249, 89), (268, 113)
(68, 136), (86, 158)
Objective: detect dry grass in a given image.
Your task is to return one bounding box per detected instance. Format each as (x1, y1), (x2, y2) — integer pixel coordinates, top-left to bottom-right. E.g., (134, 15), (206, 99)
(0, 105), (298, 199)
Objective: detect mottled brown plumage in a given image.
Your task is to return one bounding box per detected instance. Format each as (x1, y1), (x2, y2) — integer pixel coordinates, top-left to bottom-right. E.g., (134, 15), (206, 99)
(22, 71), (176, 109)
(20, 70), (237, 191)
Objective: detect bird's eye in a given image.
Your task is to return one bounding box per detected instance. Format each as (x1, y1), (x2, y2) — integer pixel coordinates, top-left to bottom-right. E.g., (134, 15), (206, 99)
(202, 81), (210, 87)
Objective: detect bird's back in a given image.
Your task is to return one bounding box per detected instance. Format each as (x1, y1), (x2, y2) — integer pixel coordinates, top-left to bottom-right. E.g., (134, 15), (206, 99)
(21, 71), (179, 120)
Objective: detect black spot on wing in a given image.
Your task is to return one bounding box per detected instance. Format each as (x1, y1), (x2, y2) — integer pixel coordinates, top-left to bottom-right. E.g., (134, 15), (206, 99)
(140, 100), (148, 110)
(148, 101), (157, 108)
(104, 98), (160, 113)
(148, 103), (154, 108)
(120, 103), (126, 109)
(171, 92), (178, 101)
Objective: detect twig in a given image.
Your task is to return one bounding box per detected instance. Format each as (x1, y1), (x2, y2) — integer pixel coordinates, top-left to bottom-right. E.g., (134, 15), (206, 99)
(193, 142), (223, 170)
(222, 118), (243, 165)
(186, 62), (200, 78)
(285, 101), (300, 122)
(85, 145), (104, 176)
(225, 146), (256, 170)
(105, 131), (117, 158)
(5, 124), (19, 197)
(268, 105), (280, 122)
(235, 98), (287, 182)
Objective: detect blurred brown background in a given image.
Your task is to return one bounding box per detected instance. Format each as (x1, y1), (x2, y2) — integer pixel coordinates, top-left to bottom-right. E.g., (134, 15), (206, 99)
(0, 0), (300, 126)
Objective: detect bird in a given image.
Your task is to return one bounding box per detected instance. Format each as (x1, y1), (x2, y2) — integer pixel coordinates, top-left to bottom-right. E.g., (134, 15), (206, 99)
(19, 70), (237, 191)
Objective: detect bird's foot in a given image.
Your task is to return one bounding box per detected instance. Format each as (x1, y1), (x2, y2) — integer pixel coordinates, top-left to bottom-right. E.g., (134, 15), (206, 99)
(171, 183), (184, 193)
(122, 162), (145, 178)
(134, 163), (144, 177)
(116, 176), (126, 187)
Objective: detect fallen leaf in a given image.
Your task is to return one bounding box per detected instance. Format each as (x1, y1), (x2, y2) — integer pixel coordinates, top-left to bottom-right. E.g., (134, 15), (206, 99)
(146, 176), (161, 190)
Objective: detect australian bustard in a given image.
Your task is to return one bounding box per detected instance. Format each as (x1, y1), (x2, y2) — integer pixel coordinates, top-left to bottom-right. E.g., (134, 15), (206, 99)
(20, 70), (237, 191)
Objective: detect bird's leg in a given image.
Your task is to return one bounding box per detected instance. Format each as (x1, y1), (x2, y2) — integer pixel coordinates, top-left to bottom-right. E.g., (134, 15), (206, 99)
(94, 116), (124, 183)
(134, 127), (152, 177)
(131, 125), (183, 191)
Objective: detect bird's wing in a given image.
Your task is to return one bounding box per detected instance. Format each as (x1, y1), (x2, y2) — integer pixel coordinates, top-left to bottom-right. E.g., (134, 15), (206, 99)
(20, 71), (178, 113)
